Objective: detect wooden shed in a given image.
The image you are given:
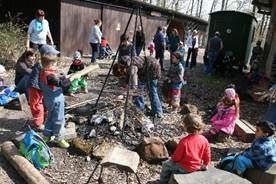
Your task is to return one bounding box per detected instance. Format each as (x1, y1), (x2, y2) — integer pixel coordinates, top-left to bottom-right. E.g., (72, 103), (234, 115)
(1, 0), (208, 56)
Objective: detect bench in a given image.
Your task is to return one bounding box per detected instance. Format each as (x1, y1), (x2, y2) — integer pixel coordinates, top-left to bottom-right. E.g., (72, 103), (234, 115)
(244, 164), (276, 184)
(169, 167), (252, 184)
(234, 119), (256, 142)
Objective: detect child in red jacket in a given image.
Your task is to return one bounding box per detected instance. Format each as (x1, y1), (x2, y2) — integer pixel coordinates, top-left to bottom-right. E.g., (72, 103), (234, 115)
(160, 113), (211, 184)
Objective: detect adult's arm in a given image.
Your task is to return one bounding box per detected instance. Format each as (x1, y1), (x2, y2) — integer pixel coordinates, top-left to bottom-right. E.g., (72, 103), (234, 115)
(16, 61), (32, 75)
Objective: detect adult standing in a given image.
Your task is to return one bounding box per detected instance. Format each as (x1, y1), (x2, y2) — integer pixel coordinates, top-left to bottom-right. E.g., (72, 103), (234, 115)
(154, 26), (166, 71)
(26, 9), (54, 50)
(190, 30), (199, 69)
(168, 28), (180, 63)
(135, 25), (145, 56)
(89, 19), (102, 64)
(207, 31), (223, 74)
(185, 31), (193, 68)
(263, 84), (276, 125)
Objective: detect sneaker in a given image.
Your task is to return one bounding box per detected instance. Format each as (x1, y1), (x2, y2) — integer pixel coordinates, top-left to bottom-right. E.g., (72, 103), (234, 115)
(43, 136), (55, 143)
(155, 113), (163, 119)
(57, 139), (70, 148)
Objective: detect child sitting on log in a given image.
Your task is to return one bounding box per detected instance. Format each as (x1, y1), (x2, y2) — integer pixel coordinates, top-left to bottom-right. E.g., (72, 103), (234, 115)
(66, 50), (88, 96)
(202, 88), (240, 141)
(39, 55), (73, 148)
(229, 121), (276, 176)
(160, 113), (211, 184)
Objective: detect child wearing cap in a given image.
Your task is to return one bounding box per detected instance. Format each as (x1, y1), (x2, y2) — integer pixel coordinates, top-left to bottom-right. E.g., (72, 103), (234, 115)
(28, 45), (60, 132)
(160, 113), (211, 184)
(166, 52), (184, 112)
(66, 50), (88, 96)
(39, 55), (73, 148)
(202, 88), (240, 141)
(231, 121), (276, 176)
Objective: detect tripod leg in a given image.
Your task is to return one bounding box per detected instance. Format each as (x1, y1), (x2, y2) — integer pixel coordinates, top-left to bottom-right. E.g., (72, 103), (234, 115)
(86, 162), (100, 184)
(98, 165), (104, 183)
(135, 173), (142, 184)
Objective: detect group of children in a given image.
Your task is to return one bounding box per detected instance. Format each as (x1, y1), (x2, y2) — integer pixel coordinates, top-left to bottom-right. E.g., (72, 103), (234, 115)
(13, 45), (88, 149)
(160, 110), (276, 183)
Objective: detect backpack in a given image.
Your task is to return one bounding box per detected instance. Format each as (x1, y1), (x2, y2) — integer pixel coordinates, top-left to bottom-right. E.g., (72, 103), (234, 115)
(19, 127), (54, 170)
(217, 152), (239, 172)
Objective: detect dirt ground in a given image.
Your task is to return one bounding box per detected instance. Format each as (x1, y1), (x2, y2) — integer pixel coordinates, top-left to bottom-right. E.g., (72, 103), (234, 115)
(0, 49), (268, 184)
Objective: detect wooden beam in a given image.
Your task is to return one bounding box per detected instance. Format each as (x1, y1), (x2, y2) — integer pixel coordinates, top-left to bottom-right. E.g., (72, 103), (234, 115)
(68, 64), (99, 80)
(1, 141), (50, 184)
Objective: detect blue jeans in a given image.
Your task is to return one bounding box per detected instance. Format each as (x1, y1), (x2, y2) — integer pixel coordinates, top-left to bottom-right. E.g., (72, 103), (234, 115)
(90, 43), (100, 63)
(207, 51), (218, 74)
(264, 103), (276, 125)
(133, 80), (163, 115)
(234, 155), (253, 175)
(160, 160), (188, 184)
(136, 46), (143, 56)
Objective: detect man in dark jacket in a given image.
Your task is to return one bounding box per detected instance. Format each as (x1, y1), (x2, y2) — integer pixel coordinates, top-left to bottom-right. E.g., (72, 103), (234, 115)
(154, 26), (166, 71)
(135, 25), (145, 56)
(207, 31), (223, 74)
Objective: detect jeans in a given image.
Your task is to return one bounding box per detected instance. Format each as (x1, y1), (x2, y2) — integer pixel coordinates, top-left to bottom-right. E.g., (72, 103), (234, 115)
(207, 51), (218, 74)
(136, 46), (143, 56)
(133, 80), (163, 115)
(160, 160), (188, 184)
(264, 103), (276, 125)
(90, 43), (100, 63)
(155, 48), (165, 71)
(234, 155), (253, 175)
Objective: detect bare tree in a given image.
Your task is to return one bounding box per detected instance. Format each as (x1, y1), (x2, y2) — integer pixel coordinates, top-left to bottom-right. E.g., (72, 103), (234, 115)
(221, 0), (225, 10)
(190, 0), (195, 15)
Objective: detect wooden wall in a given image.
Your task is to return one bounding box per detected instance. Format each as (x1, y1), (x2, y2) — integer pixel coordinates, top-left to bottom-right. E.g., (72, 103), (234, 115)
(60, 0), (101, 56)
(60, 0), (167, 56)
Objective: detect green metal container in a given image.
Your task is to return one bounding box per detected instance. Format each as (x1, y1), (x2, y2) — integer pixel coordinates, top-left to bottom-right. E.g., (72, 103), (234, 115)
(207, 11), (257, 66)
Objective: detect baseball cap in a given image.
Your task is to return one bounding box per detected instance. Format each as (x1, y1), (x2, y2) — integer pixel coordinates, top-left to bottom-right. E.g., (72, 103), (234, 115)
(39, 45), (60, 56)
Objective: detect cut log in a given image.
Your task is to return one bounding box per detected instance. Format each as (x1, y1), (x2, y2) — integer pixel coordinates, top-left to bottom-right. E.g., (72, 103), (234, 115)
(234, 119), (256, 143)
(1, 141), (49, 184)
(68, 64), (99, 80)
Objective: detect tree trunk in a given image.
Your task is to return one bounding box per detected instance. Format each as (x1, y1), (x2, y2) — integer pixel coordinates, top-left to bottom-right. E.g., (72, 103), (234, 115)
(264, 1), (276, 78)
(198, 0), (203, 17)
(225, 0), (229, 9)
(221, 0), (225, 10)
(191, 0), (195, 15)
(210, 0), (217, 12)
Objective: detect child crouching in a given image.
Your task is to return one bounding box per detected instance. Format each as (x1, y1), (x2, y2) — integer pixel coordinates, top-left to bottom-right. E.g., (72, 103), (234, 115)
(66, 50), (88, 96)
(40, 56), (71, 148)
(160, 113), (211, 184)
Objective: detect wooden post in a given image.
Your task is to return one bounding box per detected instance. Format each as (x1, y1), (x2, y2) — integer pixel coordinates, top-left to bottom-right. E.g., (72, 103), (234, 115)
(1, 141), (50, 184)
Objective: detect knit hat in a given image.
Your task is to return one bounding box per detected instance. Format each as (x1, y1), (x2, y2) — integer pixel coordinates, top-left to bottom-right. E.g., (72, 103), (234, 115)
(73, 51), (81, 60)
(225, 88), (236, 100)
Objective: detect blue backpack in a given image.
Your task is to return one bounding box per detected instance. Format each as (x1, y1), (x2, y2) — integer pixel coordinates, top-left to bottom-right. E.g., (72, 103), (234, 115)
(217, 153), (240, 172)
(19, 127), (54, 170)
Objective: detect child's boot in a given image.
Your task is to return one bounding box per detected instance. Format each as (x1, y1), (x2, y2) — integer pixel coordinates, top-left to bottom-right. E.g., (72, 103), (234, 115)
(57, 139), (70, 148)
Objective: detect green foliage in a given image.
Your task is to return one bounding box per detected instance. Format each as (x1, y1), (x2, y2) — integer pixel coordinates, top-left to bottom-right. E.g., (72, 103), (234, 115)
(0, 21), (26, 67)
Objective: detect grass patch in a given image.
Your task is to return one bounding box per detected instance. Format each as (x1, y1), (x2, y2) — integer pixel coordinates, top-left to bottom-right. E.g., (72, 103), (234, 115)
(0, 21), (27, 68)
